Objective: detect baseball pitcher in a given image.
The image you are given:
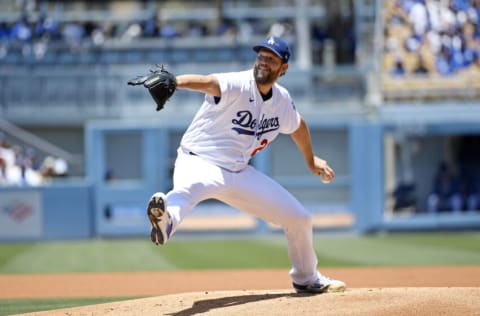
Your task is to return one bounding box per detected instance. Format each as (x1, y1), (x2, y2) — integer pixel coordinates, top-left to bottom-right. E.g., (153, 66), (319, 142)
(128, 36), (346, 294)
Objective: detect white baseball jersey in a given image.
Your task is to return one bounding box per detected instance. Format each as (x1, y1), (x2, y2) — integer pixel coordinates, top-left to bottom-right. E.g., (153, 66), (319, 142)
(180, 69), (301, 172)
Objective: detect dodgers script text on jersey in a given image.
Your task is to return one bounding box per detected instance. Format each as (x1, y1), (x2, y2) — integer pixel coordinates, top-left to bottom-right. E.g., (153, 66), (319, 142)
(232, 110), (280, 139)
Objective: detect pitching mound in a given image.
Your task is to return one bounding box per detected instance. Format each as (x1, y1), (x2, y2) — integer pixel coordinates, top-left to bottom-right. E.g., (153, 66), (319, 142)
(6, 267), (480, 315)
(19, 287), (480, 316)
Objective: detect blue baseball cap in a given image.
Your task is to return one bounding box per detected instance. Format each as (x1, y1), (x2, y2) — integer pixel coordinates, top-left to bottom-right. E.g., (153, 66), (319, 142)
(253, 36), (290, 63)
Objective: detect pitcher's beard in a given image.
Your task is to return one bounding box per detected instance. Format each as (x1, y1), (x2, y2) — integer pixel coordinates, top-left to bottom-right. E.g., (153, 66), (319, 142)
(254, 65), (280, 85)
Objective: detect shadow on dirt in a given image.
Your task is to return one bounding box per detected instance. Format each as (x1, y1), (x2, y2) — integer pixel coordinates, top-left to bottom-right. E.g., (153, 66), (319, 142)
(166, 292), (309, 316)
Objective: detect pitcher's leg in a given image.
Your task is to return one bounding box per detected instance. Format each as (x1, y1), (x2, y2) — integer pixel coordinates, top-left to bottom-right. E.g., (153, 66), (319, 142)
(151, 150), (227, 240)
(219, 166), (318, 285)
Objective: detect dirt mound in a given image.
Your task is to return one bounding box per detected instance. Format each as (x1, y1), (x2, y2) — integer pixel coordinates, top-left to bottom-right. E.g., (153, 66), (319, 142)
(5, 266), (480, 315)
(18, 288), (480, 316)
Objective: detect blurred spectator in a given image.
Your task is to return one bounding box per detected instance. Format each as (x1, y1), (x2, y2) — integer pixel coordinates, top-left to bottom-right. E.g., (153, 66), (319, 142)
(34, 13), (60, 40)
(236, 18), (257, 43)
(121, 22), (143, 42)
(20, 13), (59, 60)
(413, 54), (429, 73)
(62, 21), (85, 51)
(436, 45), (455, 75)
(40, 155), (69, 180)
(185, 21), (207, 38)
(0, 141), (22, 186)
(159, 20), (177, 39)
(104, 167), (116, 182)
(215, 17), (237, 42)
(0, 22), (9, 40)
(268, 19), (294, 38)
(142, 14), (158, 37)
(391, 56), (407, 76)
(427, 161), (463, 213)
(10, 14), (32, 43)
(0, 134), (15, 164)
(0, 135), (18, 185)
(409, 0), (429, 37)
(14, 145), (43, 186)
(460, 177), (480, 211)
(90, 23), (107, 46)
(0, 157), (7, 185)
(393, 181), (418, 212)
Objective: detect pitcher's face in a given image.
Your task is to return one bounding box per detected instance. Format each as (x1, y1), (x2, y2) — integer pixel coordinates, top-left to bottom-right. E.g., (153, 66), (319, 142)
(253, 49), (286, 85)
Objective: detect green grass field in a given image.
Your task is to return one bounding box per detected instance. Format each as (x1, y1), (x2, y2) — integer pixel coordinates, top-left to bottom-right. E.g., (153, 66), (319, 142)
(1, 232), (480, 315)
(0, 297), (137, 316)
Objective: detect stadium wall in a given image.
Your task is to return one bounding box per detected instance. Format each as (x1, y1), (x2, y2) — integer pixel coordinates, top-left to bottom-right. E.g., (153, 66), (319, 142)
(3, 113), (480, 241)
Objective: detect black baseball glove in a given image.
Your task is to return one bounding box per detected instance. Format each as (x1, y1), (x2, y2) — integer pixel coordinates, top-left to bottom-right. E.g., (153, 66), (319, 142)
(127, 64), (177, 111)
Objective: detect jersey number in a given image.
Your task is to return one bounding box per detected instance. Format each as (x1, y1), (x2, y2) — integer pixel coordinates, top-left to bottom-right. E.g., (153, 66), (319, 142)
(250, 139), (269, 157)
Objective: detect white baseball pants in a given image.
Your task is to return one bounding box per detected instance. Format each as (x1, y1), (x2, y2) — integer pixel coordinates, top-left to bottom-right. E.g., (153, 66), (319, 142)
(163, 148), (319, 285)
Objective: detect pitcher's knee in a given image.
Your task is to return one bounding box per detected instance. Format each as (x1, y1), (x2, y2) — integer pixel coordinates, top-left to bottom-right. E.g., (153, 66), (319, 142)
(284, 210), (312, 230)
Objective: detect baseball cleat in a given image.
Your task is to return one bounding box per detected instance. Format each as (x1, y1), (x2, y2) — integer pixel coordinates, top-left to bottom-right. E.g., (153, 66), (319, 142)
(147, 193), (172, 245)
(292, 281), (328, 294)
(319, 274), (346, 293)
(293, 274), (346, 294)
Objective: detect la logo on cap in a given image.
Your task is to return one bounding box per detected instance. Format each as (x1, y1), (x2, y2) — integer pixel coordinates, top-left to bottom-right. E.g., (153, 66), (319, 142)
(267, 37), (275, 45)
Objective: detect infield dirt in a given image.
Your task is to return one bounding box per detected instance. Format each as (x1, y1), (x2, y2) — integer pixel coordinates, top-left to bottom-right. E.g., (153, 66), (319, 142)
(3, 266), (480, 315)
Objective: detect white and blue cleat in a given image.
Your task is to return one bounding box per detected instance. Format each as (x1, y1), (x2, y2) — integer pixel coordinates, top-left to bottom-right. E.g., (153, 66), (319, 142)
(147, 193), (173, 245)
(293, 274), (346, 294)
